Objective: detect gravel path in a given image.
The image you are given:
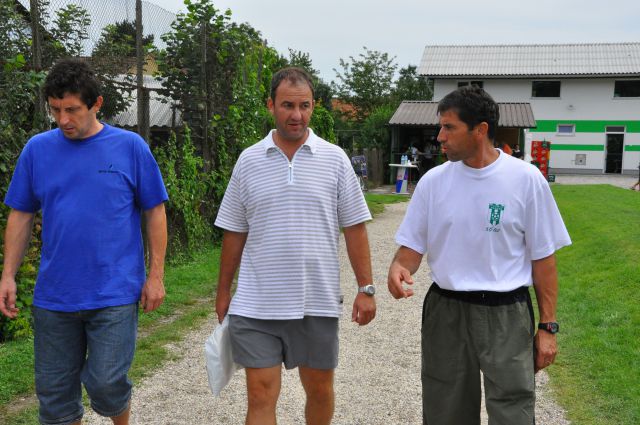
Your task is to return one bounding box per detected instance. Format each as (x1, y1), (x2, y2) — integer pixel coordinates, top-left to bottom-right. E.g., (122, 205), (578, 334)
(85, 202), (570, 425)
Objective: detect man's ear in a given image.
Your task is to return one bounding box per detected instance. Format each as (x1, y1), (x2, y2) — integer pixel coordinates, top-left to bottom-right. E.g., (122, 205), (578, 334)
(475, 121), (489, 137)
(93, 96), (104, 112)
(267, 97), (274, 115)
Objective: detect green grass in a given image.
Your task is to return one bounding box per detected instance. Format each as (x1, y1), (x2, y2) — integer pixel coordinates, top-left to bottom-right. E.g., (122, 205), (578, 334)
(365, 193), (409, 216)
(549, 184), (639, 425)
(0, 406), (39, 425)
(0, 339), (34, 405)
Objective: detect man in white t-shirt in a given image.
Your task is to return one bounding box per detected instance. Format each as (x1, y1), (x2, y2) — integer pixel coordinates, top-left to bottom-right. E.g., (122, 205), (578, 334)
(387, 86), (571, 425)
(215, 67), (376, 425)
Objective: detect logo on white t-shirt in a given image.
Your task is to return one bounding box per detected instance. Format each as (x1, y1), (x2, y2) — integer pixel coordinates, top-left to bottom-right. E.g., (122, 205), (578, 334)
(486, 203), (505, 232)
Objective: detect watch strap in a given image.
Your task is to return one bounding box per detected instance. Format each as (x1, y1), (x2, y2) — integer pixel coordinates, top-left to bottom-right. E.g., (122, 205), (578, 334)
(538, 322), (559, 334)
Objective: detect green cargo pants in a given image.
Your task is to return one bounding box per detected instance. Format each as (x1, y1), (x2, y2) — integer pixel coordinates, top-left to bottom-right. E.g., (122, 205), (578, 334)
(421, 284), (536, 425)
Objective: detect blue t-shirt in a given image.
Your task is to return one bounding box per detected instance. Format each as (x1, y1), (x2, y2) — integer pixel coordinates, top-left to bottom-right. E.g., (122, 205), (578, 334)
(4, 124), (168, 312)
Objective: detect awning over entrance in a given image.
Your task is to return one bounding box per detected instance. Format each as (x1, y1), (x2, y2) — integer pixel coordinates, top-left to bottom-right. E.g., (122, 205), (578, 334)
(387, 101), (537, 183)
(389, 101), (536, 128)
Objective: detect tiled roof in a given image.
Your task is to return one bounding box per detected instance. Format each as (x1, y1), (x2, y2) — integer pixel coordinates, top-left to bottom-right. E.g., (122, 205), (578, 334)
(389, 102), (439, 126)
(498, 103), (536, 128)
(418, 43), (640, 77)
(389, 101), (536, 128)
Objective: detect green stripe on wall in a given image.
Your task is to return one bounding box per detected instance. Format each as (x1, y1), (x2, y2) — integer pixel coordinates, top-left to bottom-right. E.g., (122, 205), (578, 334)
(549, 144), (640, 151)
(550, 144), (604, 151)
(532, 120), (640, 133)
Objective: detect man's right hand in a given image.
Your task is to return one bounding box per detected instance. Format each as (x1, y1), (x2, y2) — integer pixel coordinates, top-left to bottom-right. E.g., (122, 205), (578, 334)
(0, 276), (19, 318)
(1, 210), (35, 319)
(216, 289), (231, 324)
(387, 262), (415, 299)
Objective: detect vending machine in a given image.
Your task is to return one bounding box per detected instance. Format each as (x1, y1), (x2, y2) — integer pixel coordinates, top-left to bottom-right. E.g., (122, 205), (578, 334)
(531, 140), (552, 181)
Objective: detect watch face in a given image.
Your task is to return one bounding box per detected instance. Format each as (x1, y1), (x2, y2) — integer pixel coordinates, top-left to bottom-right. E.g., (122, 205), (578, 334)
(540, 322), (559, 334)
(360, 285), (375, 295)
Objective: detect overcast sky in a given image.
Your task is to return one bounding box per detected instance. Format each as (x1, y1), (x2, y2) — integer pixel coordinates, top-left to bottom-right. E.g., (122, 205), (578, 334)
(150, 0), (640, 83)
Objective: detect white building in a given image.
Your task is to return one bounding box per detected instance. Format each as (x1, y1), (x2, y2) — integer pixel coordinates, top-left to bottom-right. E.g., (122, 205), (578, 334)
(419, 43), (640, 174)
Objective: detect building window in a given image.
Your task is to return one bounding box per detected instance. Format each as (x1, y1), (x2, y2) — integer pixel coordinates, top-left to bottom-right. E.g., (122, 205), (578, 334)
(614, 80), (640, 97)
(557, 124), (575, 135)
(532, 81), (561, 98)
(458, 81), (484, 88)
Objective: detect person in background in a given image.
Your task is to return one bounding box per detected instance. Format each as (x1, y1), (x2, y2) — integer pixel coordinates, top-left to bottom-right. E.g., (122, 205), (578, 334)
(512, 144), (523, 159)
(410, 142), (427, 177)
(0, 58), (168, 425)
(214, 67), (376, 425)
(387, 85), (571, 425)
(410, 142), (423, 163)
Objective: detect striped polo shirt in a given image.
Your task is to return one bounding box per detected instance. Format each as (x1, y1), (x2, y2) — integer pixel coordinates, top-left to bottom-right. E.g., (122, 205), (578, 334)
(215, 129), (372, 320)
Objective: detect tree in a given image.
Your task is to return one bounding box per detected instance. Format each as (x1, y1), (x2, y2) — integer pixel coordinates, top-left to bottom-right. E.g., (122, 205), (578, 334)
(159, 2), (268, 168)
(286, 48), (333, 110)
(90, 21), (150, 120)
(157, 0), (282, 251)
(392, 65), (432, 103)
(333, 47), (397, 121)
(51, 4), (91, 57)
(357, 104), (396, 149)
(93, 20), (154, 61)
(309, 104), (336, 143)
(0, 0), (45, 341)
(287, 48), (315, 74)
(0, 0), (30, 63)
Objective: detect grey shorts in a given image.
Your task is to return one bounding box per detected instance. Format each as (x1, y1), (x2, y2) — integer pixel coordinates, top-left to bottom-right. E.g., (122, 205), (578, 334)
(228, 315), (339, 370)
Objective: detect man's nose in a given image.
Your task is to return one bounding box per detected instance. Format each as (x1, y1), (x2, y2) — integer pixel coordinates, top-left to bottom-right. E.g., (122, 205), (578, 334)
(58, 112), (70, 125)
(291, 107), (302, 120)
(437, 128), (445, 142)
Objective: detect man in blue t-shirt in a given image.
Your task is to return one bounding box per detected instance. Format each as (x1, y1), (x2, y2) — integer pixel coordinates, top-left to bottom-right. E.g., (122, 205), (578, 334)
(0, 59), (168, 425)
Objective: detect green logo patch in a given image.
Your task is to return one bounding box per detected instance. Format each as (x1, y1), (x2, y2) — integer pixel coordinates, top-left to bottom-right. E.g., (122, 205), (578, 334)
(486, 203), (505, 232)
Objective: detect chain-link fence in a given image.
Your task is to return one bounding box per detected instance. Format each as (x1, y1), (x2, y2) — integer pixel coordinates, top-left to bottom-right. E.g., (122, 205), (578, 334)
(17, 0), (175, 55)
(16, 0), (178, 141)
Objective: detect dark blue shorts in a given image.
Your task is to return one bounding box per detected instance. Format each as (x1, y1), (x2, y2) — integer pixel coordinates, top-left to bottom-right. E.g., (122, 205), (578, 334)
(33, 304), (138, 424)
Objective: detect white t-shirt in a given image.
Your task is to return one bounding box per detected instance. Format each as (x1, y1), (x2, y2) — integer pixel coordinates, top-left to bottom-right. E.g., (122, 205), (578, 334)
(396, 150), (571, 292)
(215, 129), (372, 319)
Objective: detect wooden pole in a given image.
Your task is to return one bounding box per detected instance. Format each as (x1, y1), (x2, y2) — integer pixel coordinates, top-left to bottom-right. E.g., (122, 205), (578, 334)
(136, 0), (150, 142)
(30, 0), (47, 129)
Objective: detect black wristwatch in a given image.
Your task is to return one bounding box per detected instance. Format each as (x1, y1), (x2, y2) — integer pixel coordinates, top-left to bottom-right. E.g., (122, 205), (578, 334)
(538, 322), (560, 334)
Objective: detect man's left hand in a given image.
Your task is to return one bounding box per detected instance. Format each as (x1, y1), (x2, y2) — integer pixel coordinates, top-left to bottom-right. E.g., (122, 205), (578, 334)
(352, 293), (376, 326)
(140, 275), (165, 313)
(534, 330), (557, 373)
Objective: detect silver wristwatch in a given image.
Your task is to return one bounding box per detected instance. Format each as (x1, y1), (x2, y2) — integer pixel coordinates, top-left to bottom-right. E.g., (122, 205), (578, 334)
(358, 284), (376, 296)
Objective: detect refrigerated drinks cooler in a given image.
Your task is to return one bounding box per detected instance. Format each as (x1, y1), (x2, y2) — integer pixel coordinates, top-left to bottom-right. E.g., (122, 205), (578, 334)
(531, 140), (553, 181)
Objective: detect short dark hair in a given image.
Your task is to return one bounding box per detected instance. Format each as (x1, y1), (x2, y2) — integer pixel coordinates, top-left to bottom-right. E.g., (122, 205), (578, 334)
(270, 67), (314, 102)
(43, 58), (101, 109)
(437, 85), (499, 140)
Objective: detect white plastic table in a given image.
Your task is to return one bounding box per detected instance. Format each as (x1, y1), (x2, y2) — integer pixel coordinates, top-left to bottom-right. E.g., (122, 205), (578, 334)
(389, 163), (418, 194)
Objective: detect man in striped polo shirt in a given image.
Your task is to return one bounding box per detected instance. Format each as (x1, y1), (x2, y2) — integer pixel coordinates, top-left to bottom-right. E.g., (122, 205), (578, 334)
(215, 67), (376, 425)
